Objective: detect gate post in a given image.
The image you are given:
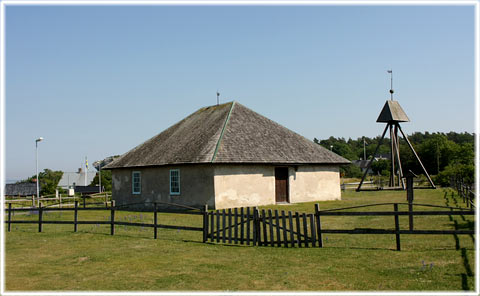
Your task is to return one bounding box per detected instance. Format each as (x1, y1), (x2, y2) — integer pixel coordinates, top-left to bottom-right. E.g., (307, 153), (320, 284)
(110, 200), (115, 235)
(393, 203), (401, 251)
(38, 202), (43, 233)
(74, 201), (78, 232)
(406, 174), (414, 231)
(154, 202), (158, 239)
(8, 203), (12, 232)
(314, 204), (323, 247)
(202, 204), (208, 243)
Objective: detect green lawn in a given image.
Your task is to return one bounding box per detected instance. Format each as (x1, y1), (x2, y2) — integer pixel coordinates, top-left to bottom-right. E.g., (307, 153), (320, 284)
(5, 188), (476, 292)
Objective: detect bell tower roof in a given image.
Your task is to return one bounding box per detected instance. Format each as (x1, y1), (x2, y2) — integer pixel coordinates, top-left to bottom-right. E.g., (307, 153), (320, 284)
(376, 100), (410, 123)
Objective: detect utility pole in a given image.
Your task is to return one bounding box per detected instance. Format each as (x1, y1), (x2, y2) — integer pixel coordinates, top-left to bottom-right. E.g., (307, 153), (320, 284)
(363, 137), (367, 160)
(35, 137), (44, 206)
(99, 162), (102, 193)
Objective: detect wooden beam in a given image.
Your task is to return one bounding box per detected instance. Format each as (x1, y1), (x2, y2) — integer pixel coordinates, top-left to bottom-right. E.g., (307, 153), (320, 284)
(357, 124), (390, 191)
(397, 125), (436, 188)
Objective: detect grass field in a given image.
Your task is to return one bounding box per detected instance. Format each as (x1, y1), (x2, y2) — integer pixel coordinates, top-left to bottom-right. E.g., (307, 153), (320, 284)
(4, 188), (476, 292)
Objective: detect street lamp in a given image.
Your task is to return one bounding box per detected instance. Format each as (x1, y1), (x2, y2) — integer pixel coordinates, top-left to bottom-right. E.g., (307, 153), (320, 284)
(35, 137), (43, 206)
(330, 145), (333, 151)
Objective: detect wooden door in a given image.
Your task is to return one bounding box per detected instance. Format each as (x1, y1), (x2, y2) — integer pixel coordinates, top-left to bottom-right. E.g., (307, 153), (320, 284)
(275, 167), (289, 203)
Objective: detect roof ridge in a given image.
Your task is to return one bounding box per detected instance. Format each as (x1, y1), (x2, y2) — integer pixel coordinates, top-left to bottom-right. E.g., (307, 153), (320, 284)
(211, 101), (236, 162)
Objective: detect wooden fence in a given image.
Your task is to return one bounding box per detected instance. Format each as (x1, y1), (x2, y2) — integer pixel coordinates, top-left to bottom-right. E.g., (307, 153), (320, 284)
(5, 197), (475, 251)
(5, 201), (203, 238)
(203, 203), (475, 251)
(5, 192), (112, 209)
(454, 178), (475, 209)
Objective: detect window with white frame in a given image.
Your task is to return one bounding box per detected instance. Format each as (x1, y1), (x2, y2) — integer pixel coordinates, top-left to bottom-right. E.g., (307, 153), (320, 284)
(170, 169), (180, 195)
(132, 171), (141, 194)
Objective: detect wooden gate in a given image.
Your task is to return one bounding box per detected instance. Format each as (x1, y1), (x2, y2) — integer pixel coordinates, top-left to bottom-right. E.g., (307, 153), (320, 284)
(203, 206), (321, 247)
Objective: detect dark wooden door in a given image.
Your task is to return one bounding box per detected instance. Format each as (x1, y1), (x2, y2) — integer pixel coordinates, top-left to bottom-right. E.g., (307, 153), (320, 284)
(275, 167), (289, 203)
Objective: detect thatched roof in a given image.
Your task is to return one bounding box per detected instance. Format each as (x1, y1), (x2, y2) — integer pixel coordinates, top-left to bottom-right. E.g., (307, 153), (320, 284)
(376, 100), (410, 123)
(105, 102), (350, 169)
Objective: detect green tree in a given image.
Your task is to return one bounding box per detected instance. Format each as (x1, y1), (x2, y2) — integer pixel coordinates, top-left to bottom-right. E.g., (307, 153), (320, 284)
(19, 169), (63, 195)
(340, 164), (363, 178)
(89, 170), (112, 191)
(371, 159), (390, 175)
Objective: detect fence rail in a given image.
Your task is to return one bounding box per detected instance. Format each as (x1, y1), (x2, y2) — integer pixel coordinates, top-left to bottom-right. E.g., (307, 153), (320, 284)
(6, 192), (113, 209)
(5, 201), (203, 237)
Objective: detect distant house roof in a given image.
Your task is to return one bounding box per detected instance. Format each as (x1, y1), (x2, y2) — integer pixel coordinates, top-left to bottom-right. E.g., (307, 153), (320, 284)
(376, 100), (410, 123)
(5, 183), (38, 196)
(58, 170), (96, 189)
(105, 101), (350, 169)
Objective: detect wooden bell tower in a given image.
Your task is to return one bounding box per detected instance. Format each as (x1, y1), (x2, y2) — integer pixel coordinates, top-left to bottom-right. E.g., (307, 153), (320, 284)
(356, 71), (435, 191)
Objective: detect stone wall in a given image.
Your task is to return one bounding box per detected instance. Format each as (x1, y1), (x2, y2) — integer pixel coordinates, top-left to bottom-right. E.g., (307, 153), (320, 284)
(111, 165), (215, 210)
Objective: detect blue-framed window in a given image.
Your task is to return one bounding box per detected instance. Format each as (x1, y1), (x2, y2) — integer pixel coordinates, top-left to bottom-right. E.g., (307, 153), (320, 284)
(132, 171), (141, 194)
(170, 169), (180, 195)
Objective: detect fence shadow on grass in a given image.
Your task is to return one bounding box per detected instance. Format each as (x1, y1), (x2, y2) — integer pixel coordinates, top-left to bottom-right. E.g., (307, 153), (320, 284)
(444, 189), (475, 291)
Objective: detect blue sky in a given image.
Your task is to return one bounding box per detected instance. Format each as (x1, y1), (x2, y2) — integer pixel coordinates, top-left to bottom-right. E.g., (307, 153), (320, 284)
(5, 4), (475, 181)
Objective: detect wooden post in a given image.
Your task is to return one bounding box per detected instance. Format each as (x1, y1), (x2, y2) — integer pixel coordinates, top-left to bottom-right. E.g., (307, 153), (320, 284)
(309, 214), (316, 247)
(110, 200), (115, 235)
(275, 210), (281, 247)
(32, 195), (35, 208)
(406, 175), (414, 231)
(202, 204), (208, 243)
(288, 211), (295, 247)
(83, 196), (86, 209)
(295, 212), (301, 247)
(268, 209), (274, 247)
(246, 207), (251, 245)
(38, 202), (43, 233)
(8, 203), (12, 232)
(315, 204), (323, 248)
(240, 207), (244, 245)
(234, 208), (238, 244)
(253, 207), (259, 246)
(281, 211), (288, 248)
(216, 210), (220, 243)
(302, 213), (309, 248)
(59, 194), (62, 208)
(394, 203), (401, 251)
(105, 193), (108, 208)
(261, 209), (267, 246)
(210, 209), (215, 243)
(467, 188), (471, 208)
(397, 125), (435, 188)
(154, 202), (158, 239)
(222, 209), (226, 244)
(227, 209), (232, 244)
(389, 124), (395, 187)
(74, 201), (78, 232)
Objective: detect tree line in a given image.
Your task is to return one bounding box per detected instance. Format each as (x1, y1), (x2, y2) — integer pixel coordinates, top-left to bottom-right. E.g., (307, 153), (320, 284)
(314, 131), (474, 186)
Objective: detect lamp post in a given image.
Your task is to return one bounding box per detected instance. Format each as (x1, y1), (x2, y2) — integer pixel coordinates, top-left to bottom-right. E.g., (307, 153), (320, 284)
(35, 137), (44, 206)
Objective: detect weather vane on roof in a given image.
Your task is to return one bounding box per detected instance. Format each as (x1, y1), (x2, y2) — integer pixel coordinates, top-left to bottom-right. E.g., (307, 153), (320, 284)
(388, 70), (394, 100)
